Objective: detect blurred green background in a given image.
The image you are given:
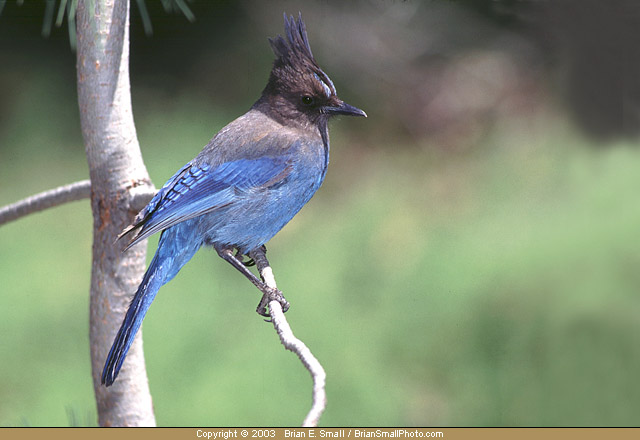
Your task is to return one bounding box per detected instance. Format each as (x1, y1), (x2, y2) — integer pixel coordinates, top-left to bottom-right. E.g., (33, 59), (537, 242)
(1, 0), (639, 427)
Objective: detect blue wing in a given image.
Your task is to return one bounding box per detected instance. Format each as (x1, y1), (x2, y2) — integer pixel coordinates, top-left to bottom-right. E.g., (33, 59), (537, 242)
(122, 156), (293, 249)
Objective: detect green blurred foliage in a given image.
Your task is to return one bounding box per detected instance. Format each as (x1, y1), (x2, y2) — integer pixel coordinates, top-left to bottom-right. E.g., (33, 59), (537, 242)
(1, 0), (640, 427)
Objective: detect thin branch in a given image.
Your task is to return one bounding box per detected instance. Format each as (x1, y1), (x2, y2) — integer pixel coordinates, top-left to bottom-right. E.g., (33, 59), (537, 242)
(0, 179), (91, 227)
(253, 252), (327, 427)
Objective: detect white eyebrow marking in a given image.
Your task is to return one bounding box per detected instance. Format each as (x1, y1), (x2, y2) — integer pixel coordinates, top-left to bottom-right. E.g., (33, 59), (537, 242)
(314, 72), (336, 98)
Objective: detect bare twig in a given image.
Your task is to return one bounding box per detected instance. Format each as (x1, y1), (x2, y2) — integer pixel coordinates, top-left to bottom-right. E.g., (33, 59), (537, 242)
(253, 251), (327, 427)
(0, 179), (91, 227)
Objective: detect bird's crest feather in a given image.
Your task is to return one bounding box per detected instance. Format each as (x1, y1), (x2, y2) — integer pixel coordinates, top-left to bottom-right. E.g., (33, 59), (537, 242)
(269, 13), (317, 71)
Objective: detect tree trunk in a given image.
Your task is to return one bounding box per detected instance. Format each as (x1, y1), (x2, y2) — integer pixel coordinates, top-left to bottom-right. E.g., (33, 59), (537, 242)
(76, 0), (156, 426)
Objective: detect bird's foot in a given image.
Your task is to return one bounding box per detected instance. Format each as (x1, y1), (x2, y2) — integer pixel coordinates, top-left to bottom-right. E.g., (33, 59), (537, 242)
(239, 245), (267, 267)
(234, 249), (256, 267)
(256, 286), (290, 318)
(242, 245), (267, 267)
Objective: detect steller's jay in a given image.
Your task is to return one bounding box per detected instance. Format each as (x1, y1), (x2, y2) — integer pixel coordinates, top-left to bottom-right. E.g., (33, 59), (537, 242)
(101, 13), (366, 386)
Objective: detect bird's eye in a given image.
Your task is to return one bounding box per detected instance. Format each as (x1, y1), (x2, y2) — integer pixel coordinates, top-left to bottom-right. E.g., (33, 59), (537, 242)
(301, 95), (314, 106)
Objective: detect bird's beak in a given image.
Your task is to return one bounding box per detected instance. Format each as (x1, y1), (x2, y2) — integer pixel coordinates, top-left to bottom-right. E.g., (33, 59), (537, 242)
(324, 100), (367, 117)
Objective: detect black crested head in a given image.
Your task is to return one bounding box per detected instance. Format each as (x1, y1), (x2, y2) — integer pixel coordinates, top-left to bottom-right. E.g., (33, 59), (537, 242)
(255, 13), (366, 130)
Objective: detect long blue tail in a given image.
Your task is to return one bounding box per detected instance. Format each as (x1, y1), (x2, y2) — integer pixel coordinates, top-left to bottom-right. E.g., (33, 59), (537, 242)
(101, 250), (166, 386)
(101, 224), (201, 386)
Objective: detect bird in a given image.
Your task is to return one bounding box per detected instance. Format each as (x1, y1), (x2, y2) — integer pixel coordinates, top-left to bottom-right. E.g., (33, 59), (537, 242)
(100, 13), (366, 386)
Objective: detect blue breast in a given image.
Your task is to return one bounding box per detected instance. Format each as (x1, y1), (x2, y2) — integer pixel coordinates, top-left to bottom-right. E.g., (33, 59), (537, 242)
(199, 139), (327, 253)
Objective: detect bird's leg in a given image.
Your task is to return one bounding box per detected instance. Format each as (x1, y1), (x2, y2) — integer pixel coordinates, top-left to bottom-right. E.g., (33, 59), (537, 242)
(215, 245), (288, 317)
(239, 245), (266, 267)
(242, 256), (256, 267)
(247, 246), (289, 317)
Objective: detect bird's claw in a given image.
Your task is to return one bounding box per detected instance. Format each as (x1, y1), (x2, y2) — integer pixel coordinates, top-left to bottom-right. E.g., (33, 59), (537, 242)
(233, 249), (256, 267)
(256, 286), (289, 318)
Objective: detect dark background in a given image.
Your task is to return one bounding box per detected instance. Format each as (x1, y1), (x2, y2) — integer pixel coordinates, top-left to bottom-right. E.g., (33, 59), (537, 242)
(1, 0), (639, 426)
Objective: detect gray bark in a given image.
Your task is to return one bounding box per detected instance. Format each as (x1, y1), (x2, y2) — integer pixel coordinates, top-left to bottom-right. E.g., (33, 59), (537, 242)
(76, 0), (156, 426)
